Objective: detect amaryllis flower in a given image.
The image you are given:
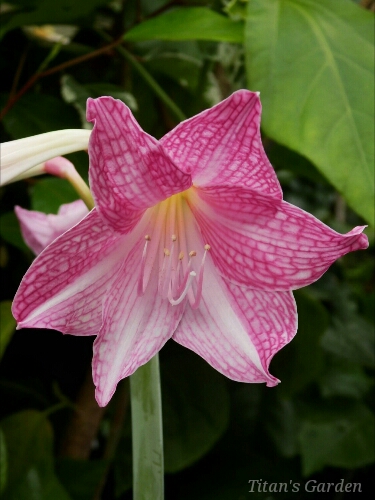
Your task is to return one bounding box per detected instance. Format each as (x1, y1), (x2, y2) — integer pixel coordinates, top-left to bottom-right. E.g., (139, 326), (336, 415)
(12, 91), (368, 407)
(15, 200), (89, 255)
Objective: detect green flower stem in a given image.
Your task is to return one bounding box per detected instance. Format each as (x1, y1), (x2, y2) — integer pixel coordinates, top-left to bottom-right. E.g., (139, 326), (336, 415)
(97, 30), (186, 123)
(36, 43), (63, 74)
(64, 167), (95, 210)
(130, 354), (164, 500)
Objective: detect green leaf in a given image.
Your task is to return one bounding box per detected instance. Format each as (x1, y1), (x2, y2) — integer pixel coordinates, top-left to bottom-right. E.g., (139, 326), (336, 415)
(319, 360), (373, 399)
(0, 0), (111, 38)
(245, 0), (374, 224)
(161, 344), (230, 473)
(0, 410), (71, 499)
(31, 177), (78, 214)
(298, 401), (375, 475)
(0, 212), (30, 253)
(0, 301), (16, 361)
(1, 92), (80, 139)
(321, 316), (375, 368)
(271, 290), (329, 396)
(124, 7), (244, 43)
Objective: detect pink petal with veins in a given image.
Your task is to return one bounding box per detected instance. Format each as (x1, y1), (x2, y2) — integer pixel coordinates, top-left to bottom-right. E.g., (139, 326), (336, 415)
(15, 200), (89, 255)
(173, 248), (297, 385)
(161, 90), (282, 197)
(93, 241), (184, 407)
(87, 97), (192, 233)
(189, 188), (368, 290)
(13, 209), (152, 335)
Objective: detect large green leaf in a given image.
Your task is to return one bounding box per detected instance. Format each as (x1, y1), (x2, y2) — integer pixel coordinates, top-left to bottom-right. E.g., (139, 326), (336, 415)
(245, 0), (374, 224)
(298, 401), (375, 475)
(0, 410), (71, 499)
(124, 7), (244, 43)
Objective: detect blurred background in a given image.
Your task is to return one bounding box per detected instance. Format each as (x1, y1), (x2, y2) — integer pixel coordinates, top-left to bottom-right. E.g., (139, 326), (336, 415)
(0, 1), (374, 499)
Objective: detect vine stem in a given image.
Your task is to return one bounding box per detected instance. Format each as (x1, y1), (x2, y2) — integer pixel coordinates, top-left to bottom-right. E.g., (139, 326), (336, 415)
(130, 354), (164, 500)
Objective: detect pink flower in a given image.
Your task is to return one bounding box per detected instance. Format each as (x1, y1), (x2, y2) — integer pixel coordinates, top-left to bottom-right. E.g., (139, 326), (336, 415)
(15, 200), (89, 255)
(12, 91), (368, 407)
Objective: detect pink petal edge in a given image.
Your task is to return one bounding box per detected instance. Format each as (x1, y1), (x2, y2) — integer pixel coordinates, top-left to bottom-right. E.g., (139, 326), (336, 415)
(15, 200), (89, 255)
(92, 240), (185, 407)
(161, 90), (282, 198)
(189, 188), (368, 290)
(87, 97), (192, 233)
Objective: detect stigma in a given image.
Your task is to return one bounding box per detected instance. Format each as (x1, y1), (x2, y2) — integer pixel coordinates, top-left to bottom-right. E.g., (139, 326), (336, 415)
(138, 233), (210, 308)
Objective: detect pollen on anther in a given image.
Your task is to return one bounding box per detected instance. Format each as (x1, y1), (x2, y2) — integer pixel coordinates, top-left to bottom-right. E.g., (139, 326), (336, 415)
(145, 235), (151, 241)
(189, 250), (197, 257)
(179, 251), (184, 260)
(164, 248), (170, 257)
(204, 244), (211, 251)
(171, 234), (177, 242)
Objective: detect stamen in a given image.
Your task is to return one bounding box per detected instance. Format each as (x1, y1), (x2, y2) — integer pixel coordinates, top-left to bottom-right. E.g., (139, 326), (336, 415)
(168, 271), (196, 306)
(191, 244), (210, 310)
(137, 235), (151, 296)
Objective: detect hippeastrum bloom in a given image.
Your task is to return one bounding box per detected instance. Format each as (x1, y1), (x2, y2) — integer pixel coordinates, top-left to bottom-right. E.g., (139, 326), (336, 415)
(12, 91), (368, 407)
(15, 200), (89, 256)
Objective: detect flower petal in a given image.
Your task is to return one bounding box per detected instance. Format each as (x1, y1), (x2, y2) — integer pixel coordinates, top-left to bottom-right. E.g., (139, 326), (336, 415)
(15, 200), (89, 255)
(87, 97), (192, 233)
(160, 90), (282, 198)
(173, 255), (296, 385)
(92, 242), (185, 407)
(189, 188), (369, 290)
(13, 208), (151, 335)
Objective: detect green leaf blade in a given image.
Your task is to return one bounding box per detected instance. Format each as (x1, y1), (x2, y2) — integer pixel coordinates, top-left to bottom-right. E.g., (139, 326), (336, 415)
(124, 7), (244, 43)
(245, 0), (374, 224)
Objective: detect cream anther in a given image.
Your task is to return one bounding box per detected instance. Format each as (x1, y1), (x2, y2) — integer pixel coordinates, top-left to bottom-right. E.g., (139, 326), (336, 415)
(145, 234), (151, 241)
(204, 244), (211, 251)
(171, 234), (177, 242)
(179, 251), (184, 260)
(189, 250), (197, 257)
(164, 248), (170, 257)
